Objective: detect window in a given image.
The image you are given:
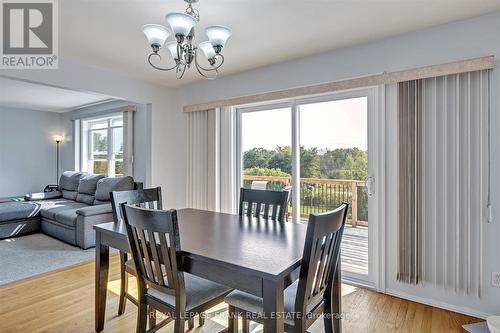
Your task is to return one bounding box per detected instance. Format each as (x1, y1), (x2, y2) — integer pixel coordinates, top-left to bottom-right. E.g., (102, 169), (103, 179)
(237, 87), (380, 285)
(80, 114), (124, 177)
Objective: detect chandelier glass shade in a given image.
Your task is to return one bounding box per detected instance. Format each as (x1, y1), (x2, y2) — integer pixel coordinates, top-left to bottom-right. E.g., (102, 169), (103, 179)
(142, 0), (231, 80)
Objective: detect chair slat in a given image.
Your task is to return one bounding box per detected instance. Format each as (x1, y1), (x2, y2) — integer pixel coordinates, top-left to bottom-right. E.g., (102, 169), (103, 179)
(254, 203), (262, 218)
(158, 233), (175, 288)
(318, 233), (336, 290)
(136, 228), (155, 282)
(263, 203), (270, 219)
(271, 205), (278, 220)
(246, 202), (254, 217)
(147, 230), (164, 287)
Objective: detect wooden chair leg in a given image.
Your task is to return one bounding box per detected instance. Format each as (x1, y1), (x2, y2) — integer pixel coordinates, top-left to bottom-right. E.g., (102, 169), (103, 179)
(242, 316), (249, 333)
(188, 316), (194, 330)
(174, 318), (185, 333)
(199, 312), (205, 326)
(136, 302), (148, 333)
(148, 306), (156, 330)
(118, 251), (128, 315)
(228, 305), (239, 333)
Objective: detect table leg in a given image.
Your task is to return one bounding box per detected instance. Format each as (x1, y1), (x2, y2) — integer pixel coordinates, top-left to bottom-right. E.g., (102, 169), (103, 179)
(262, 278), (284, 333)
(332, 261), (342, 333)
(95, 232), (109, 332)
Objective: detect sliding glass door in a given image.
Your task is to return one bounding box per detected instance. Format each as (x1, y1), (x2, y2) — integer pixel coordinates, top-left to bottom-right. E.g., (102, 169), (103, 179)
(237, 88), (379, 286)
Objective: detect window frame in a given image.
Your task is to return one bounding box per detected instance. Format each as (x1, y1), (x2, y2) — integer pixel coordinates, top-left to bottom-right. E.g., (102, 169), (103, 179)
(80, 113), (124, 177)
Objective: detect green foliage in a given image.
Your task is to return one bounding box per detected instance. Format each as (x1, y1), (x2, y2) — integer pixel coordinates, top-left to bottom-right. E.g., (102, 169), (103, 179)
(268, 146), (292, 175)
(300, 146), (320, 178)
(243, 148), (274, 169)
(243, 146), (368, 220)
(244, 167), (290, 177)
(243, 146), (367, 180)
(319, 147), (367, 180)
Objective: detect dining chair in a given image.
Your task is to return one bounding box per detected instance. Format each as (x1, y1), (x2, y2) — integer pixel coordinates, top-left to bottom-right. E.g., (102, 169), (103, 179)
(120, 204), (232, 333)
(225, 202), (349, 333)
(110, 187), (163, 316)
(238, 187), (290, 222)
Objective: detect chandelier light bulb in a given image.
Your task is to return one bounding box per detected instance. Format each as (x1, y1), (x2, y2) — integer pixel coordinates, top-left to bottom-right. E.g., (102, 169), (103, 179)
(165, 12), (197, 37)
(166, 41), (179, 60)
(198, 41), (216, 60)
(205, 25), (232, 48)
(142, 24), (170, 47)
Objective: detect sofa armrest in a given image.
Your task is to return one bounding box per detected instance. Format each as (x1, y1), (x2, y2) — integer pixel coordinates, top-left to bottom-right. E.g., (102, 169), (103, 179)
(76, 204), (113, 217)
(25, 191), (62, 201)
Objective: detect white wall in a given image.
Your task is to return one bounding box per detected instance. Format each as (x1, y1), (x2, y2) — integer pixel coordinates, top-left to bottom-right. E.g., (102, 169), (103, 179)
(173, 11), (500, 317)
(0, 107), (62, 196)
(0, 59), (185, 207)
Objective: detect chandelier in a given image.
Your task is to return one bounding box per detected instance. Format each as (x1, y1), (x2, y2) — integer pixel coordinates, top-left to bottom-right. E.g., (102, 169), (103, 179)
(142, 0), (232, 80)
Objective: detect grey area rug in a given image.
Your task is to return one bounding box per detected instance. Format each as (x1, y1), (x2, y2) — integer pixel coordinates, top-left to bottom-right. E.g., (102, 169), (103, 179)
(0, 233), (95, 285)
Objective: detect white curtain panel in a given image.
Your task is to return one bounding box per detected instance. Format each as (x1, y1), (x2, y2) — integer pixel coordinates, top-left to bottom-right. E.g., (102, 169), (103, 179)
(123, 106), (135, 177)
(219, 106), (238, 214)
(186, 107), (237, 212)
(398, 70), (490, 296)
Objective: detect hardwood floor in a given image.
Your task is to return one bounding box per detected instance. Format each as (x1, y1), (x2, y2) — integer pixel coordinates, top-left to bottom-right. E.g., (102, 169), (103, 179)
(0, 254), (480, 333)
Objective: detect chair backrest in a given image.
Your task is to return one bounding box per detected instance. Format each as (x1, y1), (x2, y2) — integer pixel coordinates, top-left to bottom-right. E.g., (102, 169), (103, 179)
(294, 202), (349, 315)
(110, 187), (162, 223)
(238, 187), (290, 221)
(121, 204), (184, 300)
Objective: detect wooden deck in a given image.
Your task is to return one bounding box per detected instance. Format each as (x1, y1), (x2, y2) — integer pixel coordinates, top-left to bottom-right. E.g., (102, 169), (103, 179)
(342, 225), (369, 276)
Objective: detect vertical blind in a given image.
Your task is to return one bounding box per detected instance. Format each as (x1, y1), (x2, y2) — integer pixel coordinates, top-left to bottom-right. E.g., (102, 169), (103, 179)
(398, 70), (490, 296)
(186, 107), (237, 213)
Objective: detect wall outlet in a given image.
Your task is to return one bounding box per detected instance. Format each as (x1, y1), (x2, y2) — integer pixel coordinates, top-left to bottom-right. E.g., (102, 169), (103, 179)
(493, 272), (500, 288)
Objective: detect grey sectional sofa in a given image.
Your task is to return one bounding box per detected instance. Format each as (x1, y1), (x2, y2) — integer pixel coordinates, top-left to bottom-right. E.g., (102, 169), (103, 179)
(0, 171), (140, 249)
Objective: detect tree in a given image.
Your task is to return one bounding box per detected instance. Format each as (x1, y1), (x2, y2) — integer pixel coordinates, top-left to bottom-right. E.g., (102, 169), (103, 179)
(243, 148), (274, 169)
(268, 146), (292, 174)
(300, 147), (320, 178)
(319, 148), (367, 180)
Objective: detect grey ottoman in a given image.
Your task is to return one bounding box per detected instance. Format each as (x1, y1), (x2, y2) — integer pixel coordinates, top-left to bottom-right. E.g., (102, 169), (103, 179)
(0, 201), (42, 239)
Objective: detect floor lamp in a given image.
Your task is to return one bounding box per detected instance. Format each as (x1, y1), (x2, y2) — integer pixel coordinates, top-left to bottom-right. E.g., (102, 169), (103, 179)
(54, 135), (63, 185)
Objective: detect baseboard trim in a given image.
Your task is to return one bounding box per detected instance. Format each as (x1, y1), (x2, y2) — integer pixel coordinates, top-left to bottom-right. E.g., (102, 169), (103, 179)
(385, 288), (492, 320)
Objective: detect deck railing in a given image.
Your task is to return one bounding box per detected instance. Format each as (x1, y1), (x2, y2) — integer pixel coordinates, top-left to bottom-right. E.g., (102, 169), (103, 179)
(243, 175), (368, 227)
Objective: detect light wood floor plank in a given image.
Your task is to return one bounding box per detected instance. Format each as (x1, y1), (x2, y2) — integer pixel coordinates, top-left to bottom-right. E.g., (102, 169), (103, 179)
(0, 254), (481, 333)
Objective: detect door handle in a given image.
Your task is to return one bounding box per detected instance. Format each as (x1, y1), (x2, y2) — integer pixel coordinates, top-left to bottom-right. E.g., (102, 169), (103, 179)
(366, 176), (375, 196)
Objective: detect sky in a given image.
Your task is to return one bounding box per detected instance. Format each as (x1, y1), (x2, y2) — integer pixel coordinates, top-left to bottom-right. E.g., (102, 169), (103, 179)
(241, 97), (368, 152)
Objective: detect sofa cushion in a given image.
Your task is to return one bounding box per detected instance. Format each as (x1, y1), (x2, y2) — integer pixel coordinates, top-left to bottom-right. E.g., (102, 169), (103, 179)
(59, 171), (86, 191)
(94, 176), (135, 202)
(40, 200), (87, 220)
(0, 201), (41, 222)
(78, 174), (107, 195)
(76, 174), (107, 205)
(62, 190), (78, 201)
(76, 193), (95, 205)
(54, 208), (81, 227)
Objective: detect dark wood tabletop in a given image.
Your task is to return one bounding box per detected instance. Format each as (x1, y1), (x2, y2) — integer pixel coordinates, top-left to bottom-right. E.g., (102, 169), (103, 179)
(94, 208), (341, 333)
(95, 208), (308, 278)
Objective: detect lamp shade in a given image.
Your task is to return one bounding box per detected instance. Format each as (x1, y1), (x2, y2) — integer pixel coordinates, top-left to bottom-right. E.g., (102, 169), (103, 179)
(165, 12), (196, 36)
(53, 135), (63, 142)
(198, 41), (215, 60)
(166, 41), (179, 60)
(142, 24), (170, 47)
(205, 25), (231, 48)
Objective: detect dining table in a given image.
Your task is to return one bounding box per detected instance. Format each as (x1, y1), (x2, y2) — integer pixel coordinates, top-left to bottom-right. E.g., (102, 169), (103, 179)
(93, 208), (342, 333)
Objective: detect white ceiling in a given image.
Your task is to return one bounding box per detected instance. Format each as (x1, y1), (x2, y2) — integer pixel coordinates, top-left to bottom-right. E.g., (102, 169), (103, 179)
(58, 0), (500, 87)
(0, 77), (115, 112)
